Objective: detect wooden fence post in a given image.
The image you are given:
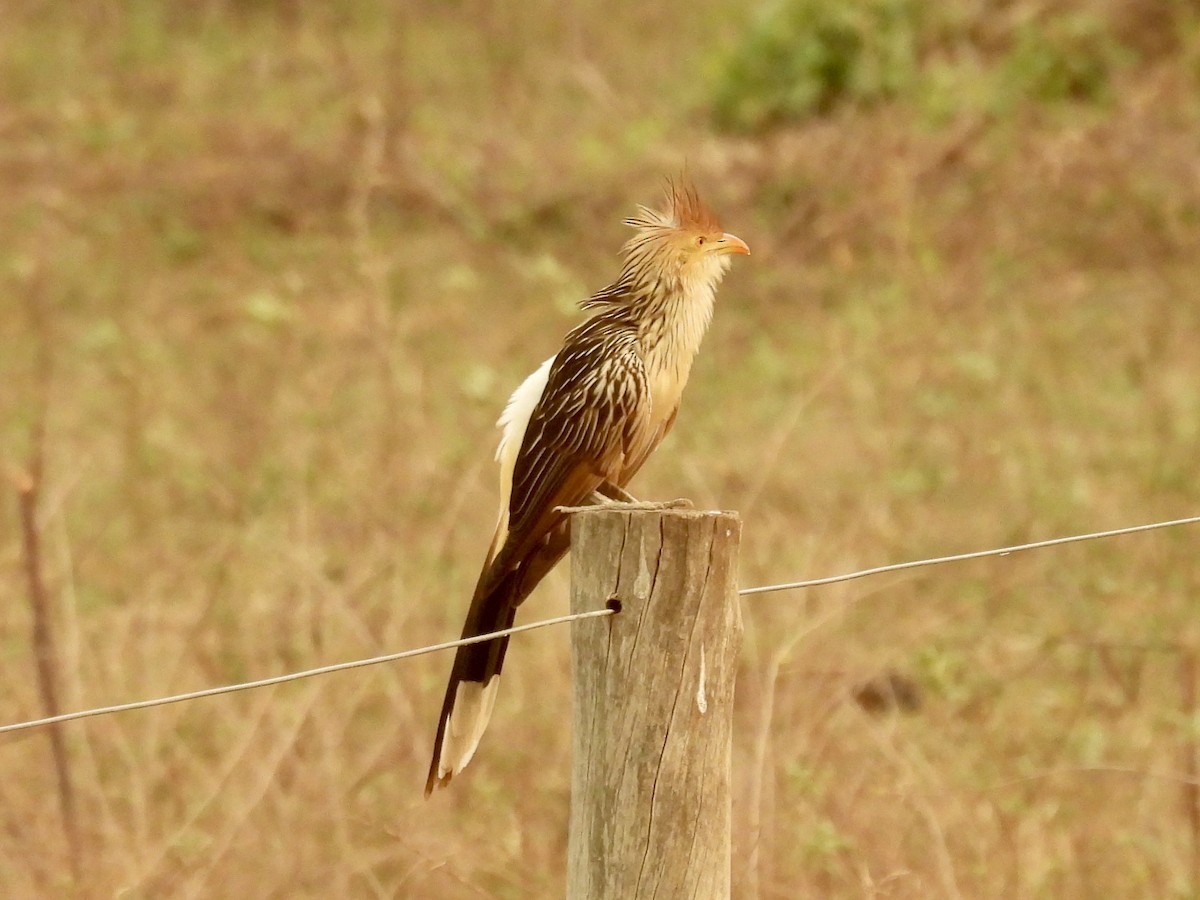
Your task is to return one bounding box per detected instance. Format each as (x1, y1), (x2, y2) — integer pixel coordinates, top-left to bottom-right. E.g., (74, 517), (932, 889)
(567, 507), (742, 899)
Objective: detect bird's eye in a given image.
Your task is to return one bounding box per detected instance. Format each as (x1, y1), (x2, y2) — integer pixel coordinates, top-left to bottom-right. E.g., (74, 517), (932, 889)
(696, 236), (706, 246)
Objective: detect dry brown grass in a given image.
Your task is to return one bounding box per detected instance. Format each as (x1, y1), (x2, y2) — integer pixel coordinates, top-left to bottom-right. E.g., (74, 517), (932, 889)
(2, 1), (1200, 896)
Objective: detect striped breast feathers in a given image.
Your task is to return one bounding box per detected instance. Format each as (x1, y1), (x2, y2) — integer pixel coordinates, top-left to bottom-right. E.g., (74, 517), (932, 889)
(533, 325), (648, 461)
(505, 320), (649, 539)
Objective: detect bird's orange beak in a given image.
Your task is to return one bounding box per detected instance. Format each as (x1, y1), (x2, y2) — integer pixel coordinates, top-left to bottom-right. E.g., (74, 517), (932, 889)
(715, 233), (750, 256)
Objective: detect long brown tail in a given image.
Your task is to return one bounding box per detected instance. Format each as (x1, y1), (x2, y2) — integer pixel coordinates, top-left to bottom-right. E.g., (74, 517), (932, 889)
(425, 529), (569, 795)
(425, 570), (518, 795)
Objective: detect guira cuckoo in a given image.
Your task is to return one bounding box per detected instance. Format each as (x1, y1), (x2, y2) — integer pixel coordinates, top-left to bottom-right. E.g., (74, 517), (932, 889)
(426, 181), (749, 793)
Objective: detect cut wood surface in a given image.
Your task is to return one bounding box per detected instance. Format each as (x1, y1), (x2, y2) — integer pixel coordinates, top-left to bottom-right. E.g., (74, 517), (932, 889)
(568, 507), (742, 900)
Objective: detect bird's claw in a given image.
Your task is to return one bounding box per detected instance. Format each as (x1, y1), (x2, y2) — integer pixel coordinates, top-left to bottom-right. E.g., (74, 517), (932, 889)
(618, 497), (694, 511)
(556, 496), (695, 515)
(555, 503), (613, 515)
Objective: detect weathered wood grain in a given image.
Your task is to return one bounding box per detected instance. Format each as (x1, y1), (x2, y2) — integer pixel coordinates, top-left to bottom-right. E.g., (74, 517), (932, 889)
(567, 508), (742, 900)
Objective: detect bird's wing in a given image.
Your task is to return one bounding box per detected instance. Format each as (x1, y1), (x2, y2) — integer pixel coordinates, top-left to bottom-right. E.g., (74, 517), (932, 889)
(495, 320), (648, 573)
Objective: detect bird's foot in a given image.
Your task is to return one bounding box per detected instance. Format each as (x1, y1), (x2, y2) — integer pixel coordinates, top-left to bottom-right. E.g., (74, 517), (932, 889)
(555, 502), (611, 515)
(555, 493), (621, 515)
(619, 497), (695, 511)
(556, 495), (694, 515)
(593, 482), (694, 510)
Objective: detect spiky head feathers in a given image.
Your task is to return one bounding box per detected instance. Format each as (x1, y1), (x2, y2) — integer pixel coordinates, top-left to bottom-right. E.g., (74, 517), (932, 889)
(581, 179), (748, 311)
(619, 179), (749, 286)
(624, 180), (723, 235)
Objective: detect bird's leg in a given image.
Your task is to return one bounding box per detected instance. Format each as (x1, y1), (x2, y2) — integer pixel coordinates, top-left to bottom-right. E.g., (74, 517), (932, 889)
(556, 481), (694, 515)
(595, 480), (638, 503)
(599, 481), (694, 510)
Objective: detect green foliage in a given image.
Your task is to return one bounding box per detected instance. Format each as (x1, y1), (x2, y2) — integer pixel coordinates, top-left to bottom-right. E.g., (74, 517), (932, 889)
(1000, 13), (1129, 106)
(912, 644), (972, 706)
(801, 818), (854, 869)
(711, 0), (921, 131)
(711, 1), (1133, 131)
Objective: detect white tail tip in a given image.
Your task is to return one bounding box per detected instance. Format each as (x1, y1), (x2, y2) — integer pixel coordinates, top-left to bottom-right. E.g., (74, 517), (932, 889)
(437, 677), (500, 783)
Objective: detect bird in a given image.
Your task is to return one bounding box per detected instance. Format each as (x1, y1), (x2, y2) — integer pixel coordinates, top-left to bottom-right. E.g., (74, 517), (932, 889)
(426, 179), (749, 794)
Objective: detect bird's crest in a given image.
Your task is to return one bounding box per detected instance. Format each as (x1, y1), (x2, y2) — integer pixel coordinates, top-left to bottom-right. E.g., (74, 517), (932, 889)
(582, 178), (725, 311)
(623, 178), (721, 235)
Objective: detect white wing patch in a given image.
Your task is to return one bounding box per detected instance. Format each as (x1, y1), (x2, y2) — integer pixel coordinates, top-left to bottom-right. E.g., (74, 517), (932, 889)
(488, 356), (554, 560)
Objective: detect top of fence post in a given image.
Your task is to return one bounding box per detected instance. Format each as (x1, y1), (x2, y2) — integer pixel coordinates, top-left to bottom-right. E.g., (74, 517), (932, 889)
(567, 506), (742, 900)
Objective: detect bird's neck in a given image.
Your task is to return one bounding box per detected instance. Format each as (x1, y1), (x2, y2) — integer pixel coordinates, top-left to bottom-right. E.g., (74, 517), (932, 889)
(637, 280), (715, 359)
(634, 272), (721, 414)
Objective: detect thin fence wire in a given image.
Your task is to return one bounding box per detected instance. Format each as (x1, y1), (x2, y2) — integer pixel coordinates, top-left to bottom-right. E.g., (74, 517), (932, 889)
(0, 610), (616, 735)
(738, 514), (1200, 595)
(1, 514), (1196, 736)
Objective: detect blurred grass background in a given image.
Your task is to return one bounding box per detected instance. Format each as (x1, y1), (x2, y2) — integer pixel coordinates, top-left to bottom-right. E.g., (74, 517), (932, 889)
(2, 0), (1200, 896)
